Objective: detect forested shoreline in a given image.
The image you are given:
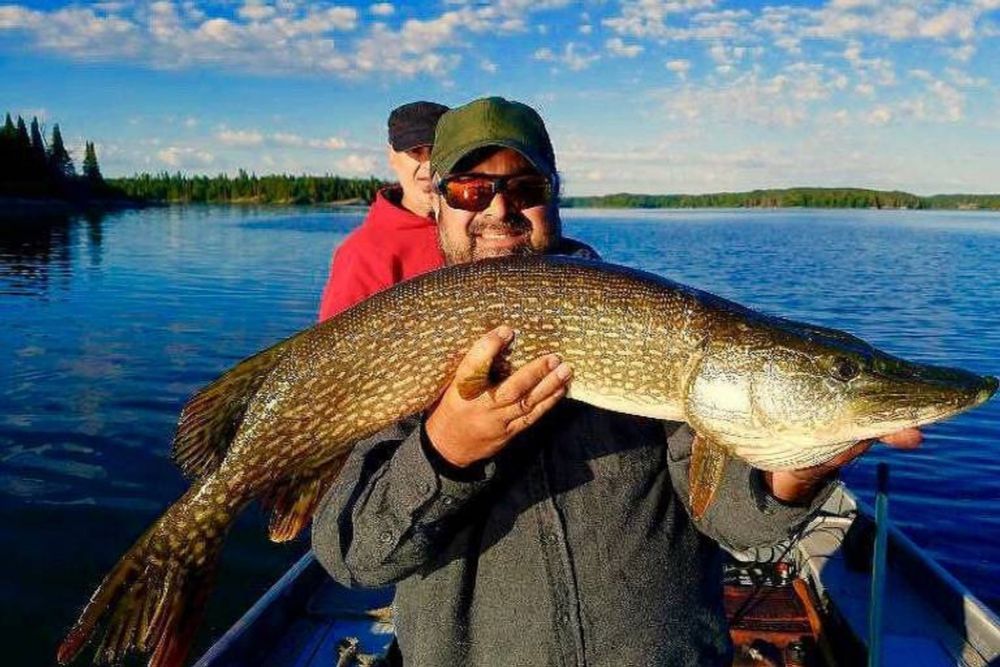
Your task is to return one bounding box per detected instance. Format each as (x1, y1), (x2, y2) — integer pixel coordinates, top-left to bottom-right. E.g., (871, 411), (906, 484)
(107, 171), (386, 205)
(0, 112), (123, 209)
(561, 188), (1000, 210)
(109, 180), (1000, 209)
(0, 111), (385, 209)
(4, 111), (997, 212)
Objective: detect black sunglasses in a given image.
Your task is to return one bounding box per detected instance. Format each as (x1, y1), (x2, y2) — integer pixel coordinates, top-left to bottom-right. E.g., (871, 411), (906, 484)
(435, 173), (553, 212)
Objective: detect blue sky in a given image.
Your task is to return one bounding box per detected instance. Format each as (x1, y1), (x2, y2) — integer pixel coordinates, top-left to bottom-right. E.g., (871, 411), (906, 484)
(1, 0), (998, 195)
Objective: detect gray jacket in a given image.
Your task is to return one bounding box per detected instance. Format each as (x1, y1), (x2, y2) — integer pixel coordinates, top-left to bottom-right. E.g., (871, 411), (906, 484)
(312, 401), (832, 666)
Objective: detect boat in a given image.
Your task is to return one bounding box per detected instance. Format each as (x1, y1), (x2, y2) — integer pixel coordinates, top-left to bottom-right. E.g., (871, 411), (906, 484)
(194, 481), (1000, 666)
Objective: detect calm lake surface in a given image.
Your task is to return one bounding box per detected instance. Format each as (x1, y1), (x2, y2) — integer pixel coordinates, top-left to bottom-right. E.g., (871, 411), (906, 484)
(2, 205), (998, 664)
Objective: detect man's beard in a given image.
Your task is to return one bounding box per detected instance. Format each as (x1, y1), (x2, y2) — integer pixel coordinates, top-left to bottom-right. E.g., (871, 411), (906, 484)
(468, 215), (534, 260)
(438, 215), (534, 265)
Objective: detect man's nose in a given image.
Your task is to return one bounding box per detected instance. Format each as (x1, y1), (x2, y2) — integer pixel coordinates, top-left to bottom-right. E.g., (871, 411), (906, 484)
(483, 191), (509, 219)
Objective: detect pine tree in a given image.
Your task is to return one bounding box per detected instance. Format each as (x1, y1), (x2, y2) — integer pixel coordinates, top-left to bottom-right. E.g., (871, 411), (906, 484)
(29, 117), (47, 180)
(48, 123), (75, 179)
(0, 113), (15, 184)
(14, 116), (31, 169)
(83, 141), (104, 183)
(29, 117), (46, 159)
(15, 116), (30, 147)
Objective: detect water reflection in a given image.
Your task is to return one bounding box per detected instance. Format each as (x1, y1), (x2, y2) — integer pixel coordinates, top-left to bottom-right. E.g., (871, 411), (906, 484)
(0, 212), (107, 296)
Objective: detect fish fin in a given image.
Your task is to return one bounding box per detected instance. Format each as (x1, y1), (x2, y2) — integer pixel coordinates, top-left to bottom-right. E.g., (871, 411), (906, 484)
(456, 346), (512, 400)
(57, 483), (230, 667)
(689, 435), (730, 521)
(456, 371), (491, 401)
(172, 345), (285, 479)
(261, 459), (346, 542)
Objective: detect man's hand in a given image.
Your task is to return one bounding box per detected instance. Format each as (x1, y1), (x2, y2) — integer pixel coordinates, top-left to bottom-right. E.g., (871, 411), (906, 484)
(766, 428), (923, 503)
(425, 325), (573, 468)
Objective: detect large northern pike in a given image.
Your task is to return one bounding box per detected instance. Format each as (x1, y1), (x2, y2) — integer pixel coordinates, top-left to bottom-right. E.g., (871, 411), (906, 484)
(59, 255), (997, 667)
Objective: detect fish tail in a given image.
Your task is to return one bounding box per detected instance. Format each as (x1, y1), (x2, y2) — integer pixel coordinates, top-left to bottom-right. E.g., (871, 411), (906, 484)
(57, 477), (236, 667)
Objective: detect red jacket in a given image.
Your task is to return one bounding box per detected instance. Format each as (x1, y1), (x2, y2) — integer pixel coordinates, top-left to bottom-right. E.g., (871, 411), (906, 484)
(318, 187), (444, 321)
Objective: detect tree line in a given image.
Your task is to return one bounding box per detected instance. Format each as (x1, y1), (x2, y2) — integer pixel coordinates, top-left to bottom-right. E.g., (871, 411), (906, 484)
(108, 171), (386, 205)
(560, 188), (1000, 210)
(0, 112), (109, 200)
(6, 113), (994, 211)
(1, 111), (384, 207)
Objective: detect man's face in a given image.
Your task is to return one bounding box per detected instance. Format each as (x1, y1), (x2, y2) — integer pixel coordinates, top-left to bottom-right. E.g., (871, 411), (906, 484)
(433, 148), (559, 266)
(388, 145), (433, 216)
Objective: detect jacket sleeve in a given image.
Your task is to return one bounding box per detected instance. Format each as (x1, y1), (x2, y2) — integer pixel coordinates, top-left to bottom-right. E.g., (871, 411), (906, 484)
(311, 417), (498, 588)
(664, 422), (836, 552)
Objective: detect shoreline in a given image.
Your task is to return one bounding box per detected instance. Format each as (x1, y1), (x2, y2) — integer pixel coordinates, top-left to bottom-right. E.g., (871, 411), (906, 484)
(3, 198), (999, 218)
(0, 196), (153, 220)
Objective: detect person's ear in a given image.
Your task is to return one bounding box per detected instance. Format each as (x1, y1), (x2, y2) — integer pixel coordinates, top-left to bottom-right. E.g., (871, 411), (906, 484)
(430, 173), (442, 218)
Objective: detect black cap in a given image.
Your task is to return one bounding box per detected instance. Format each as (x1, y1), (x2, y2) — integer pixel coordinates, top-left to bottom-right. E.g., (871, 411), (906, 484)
(388, 101), (450, 151)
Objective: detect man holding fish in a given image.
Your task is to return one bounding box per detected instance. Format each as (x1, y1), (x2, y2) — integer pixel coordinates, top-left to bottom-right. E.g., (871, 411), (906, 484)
(311, 97), (923, 665)
(59, 96), (994, 667)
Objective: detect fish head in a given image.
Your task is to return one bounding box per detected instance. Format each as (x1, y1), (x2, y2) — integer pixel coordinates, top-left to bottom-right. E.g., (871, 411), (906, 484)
(684, 316), (998, 471)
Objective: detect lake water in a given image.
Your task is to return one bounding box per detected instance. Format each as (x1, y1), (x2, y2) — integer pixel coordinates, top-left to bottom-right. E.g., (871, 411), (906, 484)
(2, 206), (998, 664)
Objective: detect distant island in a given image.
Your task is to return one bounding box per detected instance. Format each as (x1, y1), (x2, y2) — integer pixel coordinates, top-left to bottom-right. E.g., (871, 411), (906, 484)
(561, 189), (1000, 210)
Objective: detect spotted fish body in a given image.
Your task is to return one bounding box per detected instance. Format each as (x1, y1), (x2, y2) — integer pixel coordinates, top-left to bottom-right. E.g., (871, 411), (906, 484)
(59, 255), (998, 667)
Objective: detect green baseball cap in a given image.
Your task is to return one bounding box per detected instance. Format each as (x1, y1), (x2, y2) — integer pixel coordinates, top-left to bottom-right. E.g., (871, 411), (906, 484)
(430, 97), (556, 179)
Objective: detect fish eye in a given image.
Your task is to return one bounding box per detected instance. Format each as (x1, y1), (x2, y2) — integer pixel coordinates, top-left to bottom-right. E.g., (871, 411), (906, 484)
(831, 357), (860, 382)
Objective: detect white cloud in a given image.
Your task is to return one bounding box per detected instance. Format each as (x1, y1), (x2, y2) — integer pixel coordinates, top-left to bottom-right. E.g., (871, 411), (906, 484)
(314, 136), (347, 150)
(3, 0), (997, 90)
(922, 79), (965, 121)
(945, 67), (988, 88)
(855, 82), (875, 97)
(770, 1), (994, 44)
(270, 132), (306, 147)
(238, 1), (276, 23)
(658, 62), (851, 129)
(602, 0), (718, 38)
(606, 37), (643, 58)
(947, 43), (976, 61)
(665, 59), (691, 80)
(0, 5), (142, 58)
(1, 0), (571, 78)
(480, 58), (498, 73)
(219, 130), (348, 150)
(534, 42), (599, 71)
(157, 145), (214, 167)
(217, 129), (264, 146)
(920, 6), (976, 40)
(864, 105), (893, 125)
(336, 153), (377, 174)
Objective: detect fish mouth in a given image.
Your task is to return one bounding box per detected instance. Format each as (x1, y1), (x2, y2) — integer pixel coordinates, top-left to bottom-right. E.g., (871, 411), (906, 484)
(856, 370), (998, 436)
(979, 375), (1000, 404)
